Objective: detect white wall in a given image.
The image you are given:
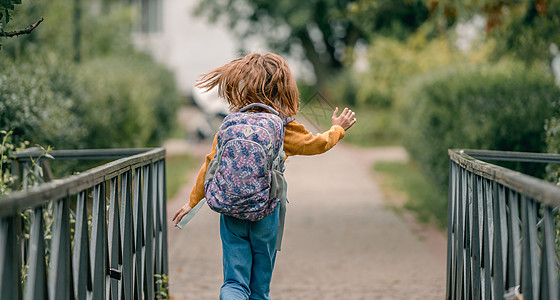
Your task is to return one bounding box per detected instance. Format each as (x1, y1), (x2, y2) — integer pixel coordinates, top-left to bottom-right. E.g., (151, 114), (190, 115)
(134, 0), (314, 96)
(134, 0), (238, 95)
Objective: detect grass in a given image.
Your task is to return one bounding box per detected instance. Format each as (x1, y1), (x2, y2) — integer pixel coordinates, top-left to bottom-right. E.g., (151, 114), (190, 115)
(373, 160), (448, 229)
(165, 153), (198, 201)
(167, 121), (188, 140)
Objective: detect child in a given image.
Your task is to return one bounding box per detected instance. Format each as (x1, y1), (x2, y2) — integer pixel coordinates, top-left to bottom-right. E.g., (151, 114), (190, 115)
(172, 53), (356, 300)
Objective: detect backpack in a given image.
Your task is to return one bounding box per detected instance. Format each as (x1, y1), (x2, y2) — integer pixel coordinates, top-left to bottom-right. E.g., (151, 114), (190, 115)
(204, 103), (290, 221)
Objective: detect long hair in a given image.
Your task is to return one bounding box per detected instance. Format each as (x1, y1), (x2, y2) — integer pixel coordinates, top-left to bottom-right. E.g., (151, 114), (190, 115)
(196, 53), (300, 117)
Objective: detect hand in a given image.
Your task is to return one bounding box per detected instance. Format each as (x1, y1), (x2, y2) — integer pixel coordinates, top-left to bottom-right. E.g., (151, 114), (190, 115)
(172, 203), (193, 227)
(332, 107), (357, 131)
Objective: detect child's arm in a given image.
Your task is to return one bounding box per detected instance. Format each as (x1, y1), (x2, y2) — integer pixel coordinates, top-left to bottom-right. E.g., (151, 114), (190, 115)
(284, 107), (356, 156)
(172, 133), (218, 227)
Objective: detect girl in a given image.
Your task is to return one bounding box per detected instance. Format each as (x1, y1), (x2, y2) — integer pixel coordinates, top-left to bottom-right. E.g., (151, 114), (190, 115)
(172, 53), (356, 300)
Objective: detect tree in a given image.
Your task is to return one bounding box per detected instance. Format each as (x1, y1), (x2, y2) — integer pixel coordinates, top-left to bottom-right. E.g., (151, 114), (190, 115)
(430, 0), (560, 63)
(0, 0), (43, 48)
(196, 0), (429, 87)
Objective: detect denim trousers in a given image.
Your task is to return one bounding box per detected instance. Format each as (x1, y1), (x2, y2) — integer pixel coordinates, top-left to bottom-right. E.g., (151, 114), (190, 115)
(219, 208), (280, 300)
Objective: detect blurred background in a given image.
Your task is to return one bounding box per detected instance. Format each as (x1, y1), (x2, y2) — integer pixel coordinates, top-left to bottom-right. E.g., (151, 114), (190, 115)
(1, 0), (560, 235)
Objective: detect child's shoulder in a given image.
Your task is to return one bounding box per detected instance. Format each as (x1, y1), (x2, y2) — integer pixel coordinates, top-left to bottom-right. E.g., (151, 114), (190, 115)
(284, 119), (309, 134)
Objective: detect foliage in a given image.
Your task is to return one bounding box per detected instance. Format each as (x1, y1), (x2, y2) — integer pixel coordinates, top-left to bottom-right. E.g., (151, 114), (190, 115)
(0, 57), (87, 148)
(401, 61), (560, 192)
(196, 0), (430, 85)
(2, 1), (136, 59)
(0, 0), (22, 28)
(348, 34), (468, 108)
(346, 0), (429, 41)
(0, 0), (46, 49)
(0, 130), (20, 195)
(0, 54), (179, 150)
(1, 130), (53, 196)
(154, 274), (170, 300)
(0, 0), (181, 157)
(322, 33), (473, 146)
(436, 0), (560, 64)
(74, 55), (180, 148)
(545, 110), (560, 183)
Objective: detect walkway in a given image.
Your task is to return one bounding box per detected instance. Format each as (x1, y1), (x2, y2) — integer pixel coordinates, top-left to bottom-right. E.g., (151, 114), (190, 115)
(166, 137), (446, 299)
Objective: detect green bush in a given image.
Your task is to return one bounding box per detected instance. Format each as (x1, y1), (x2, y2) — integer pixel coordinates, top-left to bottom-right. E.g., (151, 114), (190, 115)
(402, 61), (560, 192)
(0, 57), (87, 148)
(0, 1), (180, 152)
(545, 112), (560, 182)
(75, 55), (180, 148)
(322, 34), (468, 146)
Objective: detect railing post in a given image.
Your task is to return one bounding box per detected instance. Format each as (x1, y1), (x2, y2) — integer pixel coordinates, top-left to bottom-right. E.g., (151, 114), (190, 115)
(49, 197), (73, 299)
(153, 162), (162, 277)
(540, 206), (558, 300)
(108, 177), (123, 299)
(143, 164), (155, 299)
(446, 160), (455, 300)
(73, 191), (92, 299)
(24, 207), (47, 300)
(91, 182), (108, 299)
(471, 175), (482, 299)
(121, 170), (135, 299)
(161, 160), (169, 276)
(481, 179), (492, 299)
(506, 191), (521, 289)
(454, 167), (466, 299)
(520, 195), (539, 299)
(465, 171), (473, 299)
(133, 167), (145, 298)
(491, 184), (505, 299)
(0, 216), (22, 300)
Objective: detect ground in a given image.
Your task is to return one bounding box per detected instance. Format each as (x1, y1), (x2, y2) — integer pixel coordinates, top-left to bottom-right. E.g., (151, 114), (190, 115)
(164, 107), (447, 299)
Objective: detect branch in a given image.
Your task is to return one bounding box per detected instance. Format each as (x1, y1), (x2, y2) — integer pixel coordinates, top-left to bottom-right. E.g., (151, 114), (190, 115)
(3, 17), (44, 38)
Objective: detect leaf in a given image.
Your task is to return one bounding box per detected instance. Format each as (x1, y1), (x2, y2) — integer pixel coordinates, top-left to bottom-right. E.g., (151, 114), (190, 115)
(45, 153), (54, 160)
(5, 9), (9, 24)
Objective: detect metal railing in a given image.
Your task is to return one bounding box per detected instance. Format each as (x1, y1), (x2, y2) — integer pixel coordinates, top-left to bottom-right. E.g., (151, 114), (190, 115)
(447, 149), (560, 300)
(0, 148), (168, 299)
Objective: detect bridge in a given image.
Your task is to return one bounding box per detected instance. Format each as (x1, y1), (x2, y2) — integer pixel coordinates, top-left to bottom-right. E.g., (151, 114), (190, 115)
(1, 146), (559, 299)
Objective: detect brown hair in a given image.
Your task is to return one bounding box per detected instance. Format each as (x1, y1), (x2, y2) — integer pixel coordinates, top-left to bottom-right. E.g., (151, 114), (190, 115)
(195, 53), (300, 117)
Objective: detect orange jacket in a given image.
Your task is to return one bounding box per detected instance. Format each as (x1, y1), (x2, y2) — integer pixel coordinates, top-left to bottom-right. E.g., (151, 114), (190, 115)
(188, 120), (346, 208)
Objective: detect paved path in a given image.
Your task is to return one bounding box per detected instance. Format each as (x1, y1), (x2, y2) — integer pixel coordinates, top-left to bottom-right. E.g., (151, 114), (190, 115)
(165, 140), (447, 299)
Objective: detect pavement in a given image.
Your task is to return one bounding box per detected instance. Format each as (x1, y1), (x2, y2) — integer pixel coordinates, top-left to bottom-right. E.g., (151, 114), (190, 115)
(165, 137), (447, 299)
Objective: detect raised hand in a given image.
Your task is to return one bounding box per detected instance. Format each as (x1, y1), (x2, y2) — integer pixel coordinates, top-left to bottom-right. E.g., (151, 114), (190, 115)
(331, 107), (357, 131)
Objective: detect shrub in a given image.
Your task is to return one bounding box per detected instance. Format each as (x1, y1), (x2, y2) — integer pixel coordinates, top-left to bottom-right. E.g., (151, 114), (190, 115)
(0, 0), (180, 151)
(402, 61), (560, 192)
(75, 54), (180, 148)
(0, 52), (180, 151)
(545, 112), (560, 182)
(0, 57), (87, 149)
(322, 34), (467, 146)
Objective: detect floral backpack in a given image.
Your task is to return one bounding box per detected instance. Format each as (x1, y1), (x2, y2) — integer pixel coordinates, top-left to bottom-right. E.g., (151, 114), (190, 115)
(204, 103), (291, 221)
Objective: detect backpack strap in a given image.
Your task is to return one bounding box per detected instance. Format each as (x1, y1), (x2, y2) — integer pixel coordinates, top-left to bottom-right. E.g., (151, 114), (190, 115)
(275, 177), (288, 251)
(240, 103), (279, 115)
(274, 118), (294, 251)
(283, 116), (295, 125)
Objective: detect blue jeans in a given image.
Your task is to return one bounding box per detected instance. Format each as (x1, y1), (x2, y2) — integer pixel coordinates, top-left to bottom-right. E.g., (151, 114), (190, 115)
(219, 208), (279, 300)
